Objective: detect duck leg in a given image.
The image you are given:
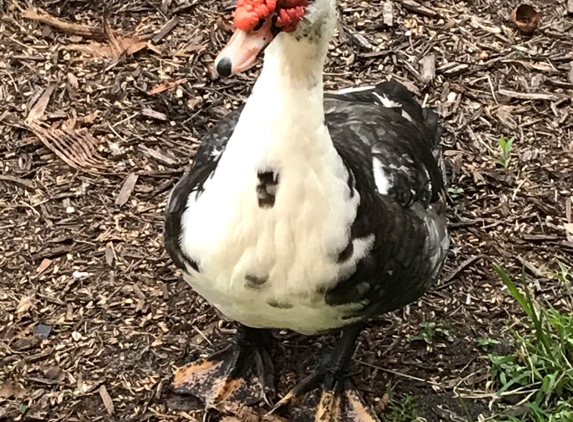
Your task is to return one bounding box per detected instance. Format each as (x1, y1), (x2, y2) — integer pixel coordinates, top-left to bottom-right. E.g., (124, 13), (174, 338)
(270, 324), (380, 422)
(173, 325), (275, 415)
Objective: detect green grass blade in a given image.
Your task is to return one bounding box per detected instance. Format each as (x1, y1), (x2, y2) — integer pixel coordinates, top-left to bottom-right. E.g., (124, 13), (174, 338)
(493, 263), (532, 318)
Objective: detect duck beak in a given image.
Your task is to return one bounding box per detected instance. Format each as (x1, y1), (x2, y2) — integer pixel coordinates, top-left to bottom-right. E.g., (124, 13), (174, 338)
(214, 19), (274, 77)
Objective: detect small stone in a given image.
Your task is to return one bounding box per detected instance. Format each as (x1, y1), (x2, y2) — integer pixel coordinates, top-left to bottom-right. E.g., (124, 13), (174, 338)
(34, 323), (52, 338)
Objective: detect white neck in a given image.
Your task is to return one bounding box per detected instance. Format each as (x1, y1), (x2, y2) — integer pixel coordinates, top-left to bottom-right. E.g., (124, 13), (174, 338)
(220, 8), (336, 170)
(179, 3), (369, 334)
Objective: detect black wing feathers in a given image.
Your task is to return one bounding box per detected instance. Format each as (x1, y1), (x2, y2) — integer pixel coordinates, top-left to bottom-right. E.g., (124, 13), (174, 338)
(164, 79), (447, 319)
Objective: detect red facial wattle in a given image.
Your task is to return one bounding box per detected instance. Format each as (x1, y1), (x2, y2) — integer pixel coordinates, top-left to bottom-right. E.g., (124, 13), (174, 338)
(214, 0), (308, 76)
(234, 0), (308, 33)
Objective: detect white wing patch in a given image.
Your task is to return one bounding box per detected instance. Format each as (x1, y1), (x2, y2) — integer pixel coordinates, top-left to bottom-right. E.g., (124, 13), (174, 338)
(372, 92), (415, 123)
(372, 92), (399, 108)
(372, 157), (391, 194)
(337, 86), (415, 124)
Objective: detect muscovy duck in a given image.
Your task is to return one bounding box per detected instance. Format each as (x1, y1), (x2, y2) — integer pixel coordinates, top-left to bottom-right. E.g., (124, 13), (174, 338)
(164, 0), (449, 420)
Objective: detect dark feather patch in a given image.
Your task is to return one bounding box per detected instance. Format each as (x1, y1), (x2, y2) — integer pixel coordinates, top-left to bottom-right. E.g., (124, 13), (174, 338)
(256, 170), (279, 209)
(267, 300), (293, 309)
(337, 241), (354, 263)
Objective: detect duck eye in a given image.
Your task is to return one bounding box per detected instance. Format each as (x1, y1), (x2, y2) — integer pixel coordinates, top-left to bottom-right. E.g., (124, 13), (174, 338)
(253, 18), (265, 31)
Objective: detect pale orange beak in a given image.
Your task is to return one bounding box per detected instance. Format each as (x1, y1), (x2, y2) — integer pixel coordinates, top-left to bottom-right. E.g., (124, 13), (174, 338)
(214, 18), (274, 77)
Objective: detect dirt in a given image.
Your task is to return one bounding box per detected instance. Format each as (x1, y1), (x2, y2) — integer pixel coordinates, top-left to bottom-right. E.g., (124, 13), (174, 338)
(1, 0), (572, 421)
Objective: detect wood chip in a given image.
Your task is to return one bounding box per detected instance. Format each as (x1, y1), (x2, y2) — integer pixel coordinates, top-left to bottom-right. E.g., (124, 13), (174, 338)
(401, 0), (438, 18)
(383, 2), (394, 26)
(115, 174), (139, 207)
(142, 108), (168, 121)
(565, 223), (573, 242)
(568, 0), (573, 15)
(105, 242), (115, 266)
(162, 0), (173, 13)
(515, 255), (545, 279)
(149, 78), (188, 95)
(350, 32), (374, 50)
(497, 89), (569, 102)
(99, 385), (114, 415)
(23, 8), (105, 40)
(438, 63), (470, 76)
(152, 16), (179, 44)
(420, 54), (436, 82)
(17, 296), (34, 315)
(138, 145), (178, 166)
(37, 258), (53, 273)
(0, 174), (35, 189)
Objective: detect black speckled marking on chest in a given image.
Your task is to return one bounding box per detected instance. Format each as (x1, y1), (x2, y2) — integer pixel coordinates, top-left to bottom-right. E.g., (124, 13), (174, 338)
(256, 170), (279, 208)
(245, 274), (268, 289)
(267, 299), (293, 309)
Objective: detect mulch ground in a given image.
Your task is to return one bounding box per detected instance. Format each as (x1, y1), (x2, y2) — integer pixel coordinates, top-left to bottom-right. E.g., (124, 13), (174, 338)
(1, 0), (572, 421)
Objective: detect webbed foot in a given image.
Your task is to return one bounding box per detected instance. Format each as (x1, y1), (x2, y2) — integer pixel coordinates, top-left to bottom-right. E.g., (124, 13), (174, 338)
(269, 324), (380, 422)
(173, 326), (275, 415)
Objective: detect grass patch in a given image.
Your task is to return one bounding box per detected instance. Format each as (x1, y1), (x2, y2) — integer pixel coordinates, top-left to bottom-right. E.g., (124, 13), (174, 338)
(385, 387), (427, 422)
(488, 263), (573, 422)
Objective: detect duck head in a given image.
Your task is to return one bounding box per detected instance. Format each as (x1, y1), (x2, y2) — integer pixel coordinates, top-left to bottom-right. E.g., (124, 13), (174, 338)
(215, 0), (336, 76)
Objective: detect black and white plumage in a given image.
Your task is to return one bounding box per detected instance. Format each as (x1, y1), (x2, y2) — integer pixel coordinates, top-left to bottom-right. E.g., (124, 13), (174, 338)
(165, 80), (448, 333)
(164, 0), (448, 419)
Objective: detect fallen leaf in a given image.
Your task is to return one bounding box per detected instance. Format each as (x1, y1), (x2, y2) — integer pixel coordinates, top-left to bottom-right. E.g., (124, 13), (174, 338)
(103, 15), (147, 58)
(26, 85), (55, 125)
(99, 385), (114, 415)
(510, 5), (540, 34)
(0, 382), (26, 399)
(27, 120), (104, 169)
(17, 296), (34, 315)
(37, 258), (52, 273)
(62, 16), (149, 60)
(61, 117), (77, 132)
